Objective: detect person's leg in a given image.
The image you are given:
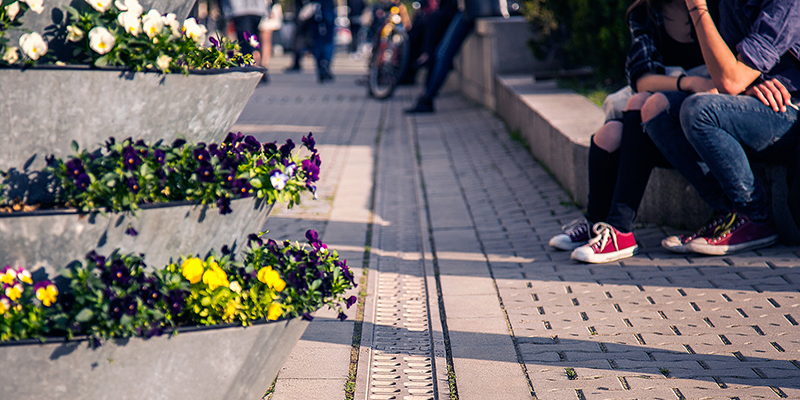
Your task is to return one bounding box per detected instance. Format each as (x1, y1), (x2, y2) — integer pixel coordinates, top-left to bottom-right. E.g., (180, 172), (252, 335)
(405, 11), (472, 113)
(234, 15), (261, 56)
(679, 93), (799, 220)
(259, 29), (273, 68)
(585, 122), (622, 224)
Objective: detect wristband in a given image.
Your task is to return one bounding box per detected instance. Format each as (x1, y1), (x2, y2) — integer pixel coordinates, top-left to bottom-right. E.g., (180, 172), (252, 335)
(676, 74), (688, 92)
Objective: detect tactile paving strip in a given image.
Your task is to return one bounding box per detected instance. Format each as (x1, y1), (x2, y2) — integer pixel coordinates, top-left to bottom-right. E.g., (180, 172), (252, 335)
(368, 272), (435, 400)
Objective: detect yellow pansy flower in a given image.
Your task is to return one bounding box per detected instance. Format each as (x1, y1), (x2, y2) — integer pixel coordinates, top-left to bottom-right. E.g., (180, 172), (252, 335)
(267, 302), (282, 320)
(0, 298), (9, 315)
(181, 258), (204, 284)
(257, 266), (286, 292)
(5, 284), (23, 301)
(36, 284), (58, 307)
(202, 263), (229, 290)
(1, 269), (17, 285)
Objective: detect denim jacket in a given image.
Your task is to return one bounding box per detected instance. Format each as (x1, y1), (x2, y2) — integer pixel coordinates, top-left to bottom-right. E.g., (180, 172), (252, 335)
(720, 0), (800, 93)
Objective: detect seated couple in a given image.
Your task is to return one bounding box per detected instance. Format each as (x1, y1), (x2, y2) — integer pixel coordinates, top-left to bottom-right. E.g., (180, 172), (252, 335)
(549, 0), (800, 263)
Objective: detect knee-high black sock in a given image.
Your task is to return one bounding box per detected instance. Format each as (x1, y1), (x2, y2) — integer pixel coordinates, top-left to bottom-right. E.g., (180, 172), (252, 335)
(585, 135), (620, 224)
(606, 110), (668, 233)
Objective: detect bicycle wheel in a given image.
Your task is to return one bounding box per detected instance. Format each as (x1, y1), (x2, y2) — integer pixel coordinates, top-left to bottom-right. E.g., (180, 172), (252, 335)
(368, 28), (410, 100)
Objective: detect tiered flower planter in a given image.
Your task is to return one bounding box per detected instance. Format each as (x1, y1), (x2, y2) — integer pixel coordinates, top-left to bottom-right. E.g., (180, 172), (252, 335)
(0, 318), (309, 400)
(1, 4), (314, 397)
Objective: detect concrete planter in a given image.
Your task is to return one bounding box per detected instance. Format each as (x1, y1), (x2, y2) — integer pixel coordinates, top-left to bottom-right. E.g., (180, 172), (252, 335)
(0, 66), (262, 173)
(0, 317), (309, 400)
(0, 197), (273, 276)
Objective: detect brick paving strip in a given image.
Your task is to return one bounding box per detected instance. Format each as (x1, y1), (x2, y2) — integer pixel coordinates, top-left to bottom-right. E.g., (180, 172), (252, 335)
(235, 55), (800, 400)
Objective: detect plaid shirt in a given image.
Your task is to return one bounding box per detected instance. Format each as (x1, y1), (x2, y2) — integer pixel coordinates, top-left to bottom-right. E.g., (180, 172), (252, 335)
(625, 4), (667, 92)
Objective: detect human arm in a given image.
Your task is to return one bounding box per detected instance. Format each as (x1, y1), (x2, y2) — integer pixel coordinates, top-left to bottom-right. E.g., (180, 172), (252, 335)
(635, 73), (716, 93)
(398, 3), (411, 30)
(685, 0), (761, 95)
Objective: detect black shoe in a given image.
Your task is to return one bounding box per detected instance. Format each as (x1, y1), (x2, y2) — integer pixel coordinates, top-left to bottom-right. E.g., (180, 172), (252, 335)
(405, 98), (434, 113)
(285, 65), (301, 73)
(259, 71), (270, 85)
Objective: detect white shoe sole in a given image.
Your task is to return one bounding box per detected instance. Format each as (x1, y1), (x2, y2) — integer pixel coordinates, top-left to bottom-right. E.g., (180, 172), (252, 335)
(571, 244), (639, 264)
(549, 235), (587, 251)
(662, 236), (690, 253)
(686, 234), (779, 255)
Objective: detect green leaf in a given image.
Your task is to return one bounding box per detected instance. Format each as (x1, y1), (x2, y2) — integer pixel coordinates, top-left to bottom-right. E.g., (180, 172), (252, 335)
(249, 178), (262, 189)
(71, 141), (79, 153)
(75, 308), (94, 323)
(94, 56), (109, 68)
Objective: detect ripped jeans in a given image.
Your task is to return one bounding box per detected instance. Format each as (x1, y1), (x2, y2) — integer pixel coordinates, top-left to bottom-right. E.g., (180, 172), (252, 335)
(645, 91), (800, 221)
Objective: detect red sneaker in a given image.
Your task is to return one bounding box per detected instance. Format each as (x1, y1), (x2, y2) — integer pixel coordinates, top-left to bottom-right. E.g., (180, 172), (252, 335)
(571, 222), (638, 263)
(549, 217), (591, 250)
(686, 213), (778, 255)
(662, 213), (727, 253)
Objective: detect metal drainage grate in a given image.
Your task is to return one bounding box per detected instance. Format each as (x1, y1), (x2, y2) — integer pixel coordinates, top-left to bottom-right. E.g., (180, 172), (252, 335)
(368, 273), (435, 400)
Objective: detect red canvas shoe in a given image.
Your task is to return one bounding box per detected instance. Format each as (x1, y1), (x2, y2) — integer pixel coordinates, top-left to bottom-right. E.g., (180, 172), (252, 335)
(686, 213), (778, 256)
(571, 222), (638, 263)
(662, 213), (727, 253)
(549, 217), (591, 251)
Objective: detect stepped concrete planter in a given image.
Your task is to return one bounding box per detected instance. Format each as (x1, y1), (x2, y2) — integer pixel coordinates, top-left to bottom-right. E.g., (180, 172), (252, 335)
(0, 317), (309, 400)
(0, 197), (273, 275)
(0, 66), (262, 203)
(0, 66), (262, 172)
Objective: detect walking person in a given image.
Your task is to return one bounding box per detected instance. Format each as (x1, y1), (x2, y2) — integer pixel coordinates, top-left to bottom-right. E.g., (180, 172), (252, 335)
(312, 0), (336, 83)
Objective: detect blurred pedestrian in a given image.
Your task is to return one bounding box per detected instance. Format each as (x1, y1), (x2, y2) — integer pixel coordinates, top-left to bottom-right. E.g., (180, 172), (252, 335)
(347, 0), (365, 54)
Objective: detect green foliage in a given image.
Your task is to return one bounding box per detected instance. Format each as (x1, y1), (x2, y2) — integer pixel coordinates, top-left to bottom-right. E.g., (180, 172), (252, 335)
(36, 133), (318, 215)
(522, 0), (630, 84)
(1, 230), (358, 344)
(63, 2), (251, 71)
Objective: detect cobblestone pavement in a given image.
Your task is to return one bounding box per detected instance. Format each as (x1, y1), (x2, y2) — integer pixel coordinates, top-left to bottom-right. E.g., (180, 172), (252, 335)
(237, 53), (800, 400)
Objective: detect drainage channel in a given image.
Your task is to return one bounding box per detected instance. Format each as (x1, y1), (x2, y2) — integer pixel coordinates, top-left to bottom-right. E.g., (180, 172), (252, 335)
(367, 272), (436, 400)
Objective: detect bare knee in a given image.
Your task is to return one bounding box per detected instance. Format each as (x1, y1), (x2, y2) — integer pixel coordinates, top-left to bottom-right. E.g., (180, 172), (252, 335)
(640, 93), (669, 122)
(625, 92), (652, 111)
(593, 120), (623, 152)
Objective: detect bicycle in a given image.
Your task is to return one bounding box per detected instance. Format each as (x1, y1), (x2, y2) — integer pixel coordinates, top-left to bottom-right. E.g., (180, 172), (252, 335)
(367, 5), (410, 100)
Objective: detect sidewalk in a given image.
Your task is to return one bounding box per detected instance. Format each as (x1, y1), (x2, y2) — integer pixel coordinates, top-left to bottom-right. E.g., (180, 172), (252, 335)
(236, 53), (800, 400)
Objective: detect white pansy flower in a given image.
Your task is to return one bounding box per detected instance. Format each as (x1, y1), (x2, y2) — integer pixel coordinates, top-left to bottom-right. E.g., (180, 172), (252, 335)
(3, 47), (19, 64)
(5, 2), (20, 20)
(156, 54), (171, 71)
(22, 0), (44, 14)
(142, 9), (164, 38)
(182, 17), (207, 44)
(85, 0), (112, 12)
(229, 281), (242, 294)
(88, 26), (115, 54)
(118, 11), (141, 35)
(162, 13), (180, 37)
(19, 32), (48, 60)
(66, 25), (84, 42)
(248, 34), (259, 49)
(114, 0), (142, 16)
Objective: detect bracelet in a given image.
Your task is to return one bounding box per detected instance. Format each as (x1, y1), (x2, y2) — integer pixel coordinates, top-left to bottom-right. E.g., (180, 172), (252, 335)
(676, 74), (688, 92)
(692, 8), (710, 26)
(687, 5), (707, 13)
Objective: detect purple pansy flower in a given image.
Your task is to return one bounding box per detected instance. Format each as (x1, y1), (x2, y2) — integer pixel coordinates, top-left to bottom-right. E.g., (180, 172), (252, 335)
(302, 132), (316, 152)
(122, 146), (141, 170)
(196, 161), (214, 183)
(65, 158), (85, 177)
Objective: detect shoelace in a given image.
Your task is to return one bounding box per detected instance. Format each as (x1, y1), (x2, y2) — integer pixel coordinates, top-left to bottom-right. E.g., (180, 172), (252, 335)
(587, 222), (617, 252)
(562, 218), (588, 238)
(683, 214), (727, 242)
(710, 212), (739, 239)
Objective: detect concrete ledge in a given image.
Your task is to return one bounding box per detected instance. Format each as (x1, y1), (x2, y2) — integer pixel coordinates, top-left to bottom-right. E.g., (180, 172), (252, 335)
(494, 74), (800, 243)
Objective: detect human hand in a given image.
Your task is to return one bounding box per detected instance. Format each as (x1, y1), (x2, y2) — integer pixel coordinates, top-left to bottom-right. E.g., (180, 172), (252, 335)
(745, 78), (793, 112)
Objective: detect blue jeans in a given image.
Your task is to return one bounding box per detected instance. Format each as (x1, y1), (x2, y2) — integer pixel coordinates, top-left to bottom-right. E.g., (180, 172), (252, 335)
(423, 11), (474, 101)
(645, 92), (800, 221)
(313, 0), (335, 75)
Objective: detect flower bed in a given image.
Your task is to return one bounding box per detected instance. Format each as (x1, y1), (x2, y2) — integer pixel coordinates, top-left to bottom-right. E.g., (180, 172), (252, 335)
(0, 230), (356, 399)
(0, 132), (321, 270)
